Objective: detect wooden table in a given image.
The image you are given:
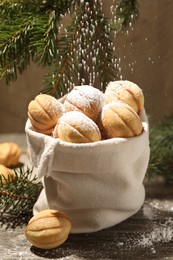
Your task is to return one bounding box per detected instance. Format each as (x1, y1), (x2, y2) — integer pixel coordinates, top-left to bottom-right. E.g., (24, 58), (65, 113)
(0, 134), (173, 259)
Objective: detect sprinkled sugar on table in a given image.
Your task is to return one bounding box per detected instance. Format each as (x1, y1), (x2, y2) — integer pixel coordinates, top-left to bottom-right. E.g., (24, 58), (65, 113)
(0, 134), (173, 260)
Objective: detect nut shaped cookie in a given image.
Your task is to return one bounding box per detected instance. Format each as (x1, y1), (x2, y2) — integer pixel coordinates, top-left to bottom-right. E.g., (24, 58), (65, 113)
(64, 85), (103, 121)
(99, 101), (143, 138)
(0, 142), (21, 167)
(25, 209), (72, 249)
(105, 80), (144, 114)
(0, 164), (15, 184)
(28, 94), (64, 135)
(53, 111), (101, 143)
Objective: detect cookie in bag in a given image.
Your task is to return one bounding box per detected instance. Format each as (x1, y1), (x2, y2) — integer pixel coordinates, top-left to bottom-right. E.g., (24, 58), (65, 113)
(28, 94), (65, 135)
(53, 111), (101, 143)
(104, 80), (144, 114)
(97, 101), (143, 139)
(64, 85), (104, 121)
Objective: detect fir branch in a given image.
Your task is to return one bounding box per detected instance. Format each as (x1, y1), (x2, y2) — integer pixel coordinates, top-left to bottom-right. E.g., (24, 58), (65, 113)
(42, 13), (84, 97)
(42, 0), (119, 97)
(43, 34), (79, 96)
(0, 166), (42, 217)
(0, 0), (139, 91)
(0, 0), (80, 84)
(78, 0), (118, 91)
(42, 0), (78, 13)
(0, 18), (32, 83)
(92, 8), (119, 90)
(31, 10), (58, 65)
(147, 115), (173, 181)
(112, 0), (138, 32)
(0, 1), (43, 14)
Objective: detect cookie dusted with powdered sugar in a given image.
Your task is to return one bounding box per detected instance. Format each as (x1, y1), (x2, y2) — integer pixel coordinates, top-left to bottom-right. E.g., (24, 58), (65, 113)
(28, 94), (65, 135)
(104, 80), (144, 114)
(53, 111), (101, 143)
(64, 85), (104, 121)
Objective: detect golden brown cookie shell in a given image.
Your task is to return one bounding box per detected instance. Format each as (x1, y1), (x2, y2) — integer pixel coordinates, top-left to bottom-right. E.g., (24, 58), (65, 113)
(53, 111), (101, 143)
(105, 80), (144, 114)
(25, 209), (72, 249)
(28, 94), (64, 135)
(0, 142), (21, 167)
(64, 85), (103, 121)
(99, 101), (143, 138)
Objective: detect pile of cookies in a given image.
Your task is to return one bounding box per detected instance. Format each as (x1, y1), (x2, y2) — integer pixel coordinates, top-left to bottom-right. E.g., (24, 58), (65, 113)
(28, 80), (144, 143)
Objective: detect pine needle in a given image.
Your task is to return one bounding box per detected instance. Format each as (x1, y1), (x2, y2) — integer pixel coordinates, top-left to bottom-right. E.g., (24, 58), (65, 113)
(0, 166), (42, 217)
(0, 0), (138, 89)
(147, 114), (173, 182)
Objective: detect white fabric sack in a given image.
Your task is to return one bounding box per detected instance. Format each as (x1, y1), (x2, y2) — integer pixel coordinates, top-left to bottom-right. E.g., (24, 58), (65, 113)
(25, 109), (150, 234)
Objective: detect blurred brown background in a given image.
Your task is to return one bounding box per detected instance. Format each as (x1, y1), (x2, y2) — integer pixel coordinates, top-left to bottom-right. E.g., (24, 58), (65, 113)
(0, 0), (173, 133)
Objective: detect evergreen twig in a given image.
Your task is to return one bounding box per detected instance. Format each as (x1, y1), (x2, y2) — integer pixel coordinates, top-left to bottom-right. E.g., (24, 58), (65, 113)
(42, 17), (80, 97)
(0, 0), (79, 83)
(147, 115), (173, 182)
(42, 0), (121, 97)
(0, 166), (42, 217)
(0, 0), (138, 93)
(112, 0), (138, 32)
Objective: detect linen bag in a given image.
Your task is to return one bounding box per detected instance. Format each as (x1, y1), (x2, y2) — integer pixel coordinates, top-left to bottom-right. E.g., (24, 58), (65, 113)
(25, 109), (150, 233)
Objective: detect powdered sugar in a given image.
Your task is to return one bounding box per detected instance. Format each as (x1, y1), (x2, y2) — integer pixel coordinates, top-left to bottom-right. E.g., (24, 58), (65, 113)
(64, 85), (103, 120)
(106, 80), (140, 93)
(150, 199), (173, 212)
(55, 111), (101, 142)
(74, 85), (103, 103)
(51, 98), (65, 115)
(43, 95), (64, 117)
(105, 80), (144, 114)
(140, 200), (173, 250)
(65, 88), (91, 110)
(59, 111), (98, 130)
(139, 218), (173, 247)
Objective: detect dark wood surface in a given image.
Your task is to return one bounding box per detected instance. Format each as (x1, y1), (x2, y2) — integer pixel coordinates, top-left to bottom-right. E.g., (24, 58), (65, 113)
(0, 182), (173, 260)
